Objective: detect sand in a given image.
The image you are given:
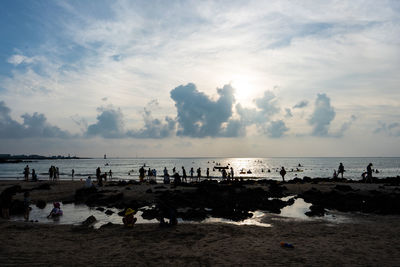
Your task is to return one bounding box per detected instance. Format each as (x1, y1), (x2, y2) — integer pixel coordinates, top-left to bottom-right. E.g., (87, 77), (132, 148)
(1, 180), (400, 266)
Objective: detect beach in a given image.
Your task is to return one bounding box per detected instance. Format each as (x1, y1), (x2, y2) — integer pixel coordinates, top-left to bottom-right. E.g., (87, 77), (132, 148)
(1, 179), (400, 266)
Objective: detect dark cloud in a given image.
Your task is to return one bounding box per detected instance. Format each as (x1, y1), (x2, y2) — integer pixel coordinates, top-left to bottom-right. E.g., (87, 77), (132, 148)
(285, 108), (293, 118)
(0, 101), (71, 138)
(309, 93), (336, 137)
(266, 120), (289, 138)
(374, 121), (400, 137)
(170, 83), (237, 137)
(293, 100), (309, 109)
(127, 108), (176, 139)
(86, 106), (125, 138)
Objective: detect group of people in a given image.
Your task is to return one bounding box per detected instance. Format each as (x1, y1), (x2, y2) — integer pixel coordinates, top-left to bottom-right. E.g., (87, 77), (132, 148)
(23, 165), (37, 182)
(95, 167), (112, 186)
(333, 162), (376, 182)
(49, 166), (60, 181)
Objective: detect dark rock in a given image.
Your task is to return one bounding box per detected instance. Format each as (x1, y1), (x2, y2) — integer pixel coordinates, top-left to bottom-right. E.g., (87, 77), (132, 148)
(305, 205), (326, 217)
(36, 200), (46, 209)
(105, 209), (114, 215)
(82, 215), (97, 226)
(179, 208), (207, 221)
(75, 187), (98, 203)
(154, 186), (167, 189)
(96, 207), (105, 212)
(99, 222), (114, 229)
(303, 176), (312, 183)
(146, 189), (153, 193)
(334, 185), (354, 192)
(10, 199), (25, 215)
(125, 187), (131, 190)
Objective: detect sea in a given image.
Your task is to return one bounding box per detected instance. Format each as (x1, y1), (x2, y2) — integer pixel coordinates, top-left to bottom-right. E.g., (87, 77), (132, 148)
(1, 157), (399, 182)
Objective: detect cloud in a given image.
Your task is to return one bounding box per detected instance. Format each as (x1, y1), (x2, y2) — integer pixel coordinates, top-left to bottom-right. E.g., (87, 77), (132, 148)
(254, 91), (280, 116)
(170, 83), (237, 137)
(86, 106), (125, 138)
(7, 54), (35, 66)
(374, 121), (400, 137)
(309, 93), (336, 137)
(127, 108), (176, 139)
(332, 115), (357, 137)
(266, 120), (289, 138)
(0, 101), (71, 138)
(293, 100), (309, 109)
(284, 108), (293, 118)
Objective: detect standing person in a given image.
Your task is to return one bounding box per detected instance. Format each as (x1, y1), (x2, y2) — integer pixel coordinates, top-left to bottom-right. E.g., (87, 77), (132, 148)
(96, 167), (101, 183)
(190, 167), (194, 182)
(24, 165), (29, 181)
(230, 167), (234, 180)
(222, 169), (227, 180)
(32, 169), (37, 182)
(109, 170), (112, 180)
(366, 163), (373, 183)
(139, 166), (145, 182)
(280, 167), (286, 182)
(163, 167), (170, 184)
(55, 167), (60, 180)
(206, 168), (210, 179)
(23, 192), (30, 222)
(172, 167), (176, 174)
(71, 169), (75, 180)
(338, 163), (345, 178)
(182, 167), (187, 183)
(49, 166), (53, 180)
(197, 168), (201, 182)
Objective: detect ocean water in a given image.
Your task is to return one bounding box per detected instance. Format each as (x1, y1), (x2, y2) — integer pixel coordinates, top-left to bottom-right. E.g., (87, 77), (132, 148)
(0, 157), (399, 181)
(0, 157), (400, 181)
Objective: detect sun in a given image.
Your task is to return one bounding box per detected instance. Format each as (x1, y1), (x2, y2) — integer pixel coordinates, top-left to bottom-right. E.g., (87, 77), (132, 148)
(231, 76), (256, 105)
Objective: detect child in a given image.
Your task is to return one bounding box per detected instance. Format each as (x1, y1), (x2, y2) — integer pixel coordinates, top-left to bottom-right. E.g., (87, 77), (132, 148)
(47, 202), (63, 218)
(122, 208), (137, 227)
(23, 192), (31, 222)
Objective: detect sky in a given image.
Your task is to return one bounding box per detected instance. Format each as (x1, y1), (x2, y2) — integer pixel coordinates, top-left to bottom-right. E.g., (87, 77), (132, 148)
(0, 0), (399, 157)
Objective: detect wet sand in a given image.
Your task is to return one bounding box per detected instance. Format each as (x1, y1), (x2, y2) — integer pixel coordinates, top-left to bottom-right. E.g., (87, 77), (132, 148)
(1, 180), (400, 266)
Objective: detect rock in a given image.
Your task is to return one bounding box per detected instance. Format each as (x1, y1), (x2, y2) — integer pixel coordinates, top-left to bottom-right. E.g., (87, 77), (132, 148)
(305, 205), (326, 217)
(96, 207), (105, 212)
(334, 185), (354, 192)
(154, 186), (167, 189)
(75, 187), (98, 203)
(82, 215), (97, 226)
(36, 200), (46, 209)
(105, 209), (114, 215)
(99, 222), (114, 229)
(146, 189), (153, 193)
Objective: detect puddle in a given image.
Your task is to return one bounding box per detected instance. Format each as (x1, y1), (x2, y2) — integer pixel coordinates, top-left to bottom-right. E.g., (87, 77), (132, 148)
(202, 211), (271, 227)
(11, 204), (158, 229)
(11, 197), (350, 228)
(274, 196), (350, 223)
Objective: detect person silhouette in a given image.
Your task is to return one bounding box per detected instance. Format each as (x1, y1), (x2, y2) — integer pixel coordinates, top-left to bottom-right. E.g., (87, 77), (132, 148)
(280, 167), (286, 182)
(338, 163), (345, 178)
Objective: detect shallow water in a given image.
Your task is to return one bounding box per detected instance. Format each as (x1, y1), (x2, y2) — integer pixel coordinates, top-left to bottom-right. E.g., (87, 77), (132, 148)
(11, 197), (350, 228)
(1, 157), (399, 181)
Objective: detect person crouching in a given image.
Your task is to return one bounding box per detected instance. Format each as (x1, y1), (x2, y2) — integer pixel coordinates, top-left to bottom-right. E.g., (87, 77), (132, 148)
(122, 208), (137, 227)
